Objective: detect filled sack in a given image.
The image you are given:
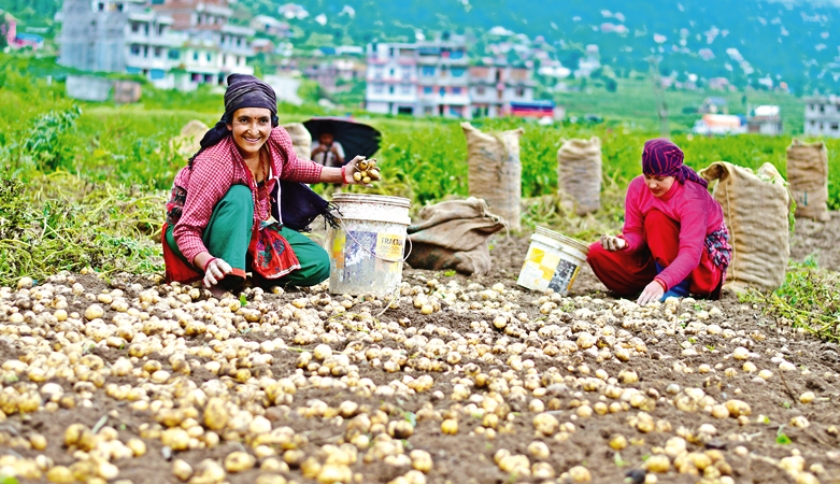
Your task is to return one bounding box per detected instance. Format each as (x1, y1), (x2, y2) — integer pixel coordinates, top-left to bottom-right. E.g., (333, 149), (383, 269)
(557, 137), (602, 215)
(786, 139), (829, 221)
(282, 122), (313, 161)
(461, 122), (524, 230)
(406, 198), (506, 275)
(700, 162), (790, 293)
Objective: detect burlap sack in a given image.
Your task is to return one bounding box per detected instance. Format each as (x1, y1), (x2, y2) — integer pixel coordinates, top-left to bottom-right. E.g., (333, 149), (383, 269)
(282, 122), (312, 160)
(557, 137), (602, 215)
(461, 122), (524, 230)
(700, 162), (790, 293)
(170, 120), (208, 159)
(787, 139), (829, 221)
(406, 198), (506, 275)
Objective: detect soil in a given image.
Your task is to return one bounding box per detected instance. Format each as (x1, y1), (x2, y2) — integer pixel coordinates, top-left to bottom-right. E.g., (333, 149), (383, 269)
(1, 218), (839, 484)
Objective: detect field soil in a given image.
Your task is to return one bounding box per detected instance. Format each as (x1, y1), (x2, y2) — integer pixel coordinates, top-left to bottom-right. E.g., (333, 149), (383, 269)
(0, 216), (839, 484)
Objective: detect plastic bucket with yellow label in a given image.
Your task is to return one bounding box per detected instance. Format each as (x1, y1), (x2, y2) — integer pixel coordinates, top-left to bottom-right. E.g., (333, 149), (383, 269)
(517, 227), (589, 295)
(326, 193), (411, 297)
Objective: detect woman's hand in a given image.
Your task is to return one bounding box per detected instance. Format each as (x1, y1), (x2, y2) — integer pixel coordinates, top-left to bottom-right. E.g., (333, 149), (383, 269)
(342, 156), (376, 186)
(637, 280), (665, 306)
(599, 234), (627, 252)
(203, 258), (232, 288)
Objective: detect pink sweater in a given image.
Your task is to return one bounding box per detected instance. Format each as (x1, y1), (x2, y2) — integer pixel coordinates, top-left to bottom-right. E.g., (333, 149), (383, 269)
(171, 127), (324, 264)
(622, 176), (724, 291)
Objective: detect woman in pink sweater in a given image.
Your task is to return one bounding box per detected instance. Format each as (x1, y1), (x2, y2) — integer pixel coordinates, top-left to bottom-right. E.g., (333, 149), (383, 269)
(587, 139), (732, 305)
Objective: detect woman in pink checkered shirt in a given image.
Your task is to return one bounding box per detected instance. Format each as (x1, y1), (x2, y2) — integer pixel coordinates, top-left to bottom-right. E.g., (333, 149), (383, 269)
(163, 74), (370, 296)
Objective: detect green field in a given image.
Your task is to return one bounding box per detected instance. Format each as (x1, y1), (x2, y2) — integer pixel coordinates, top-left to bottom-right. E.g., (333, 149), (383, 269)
(0, 56), (835, 287)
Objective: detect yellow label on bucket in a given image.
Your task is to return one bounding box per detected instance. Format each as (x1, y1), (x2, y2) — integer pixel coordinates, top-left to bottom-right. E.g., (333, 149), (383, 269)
(331, 231), (347, 269)
(375, 233), (404, 260)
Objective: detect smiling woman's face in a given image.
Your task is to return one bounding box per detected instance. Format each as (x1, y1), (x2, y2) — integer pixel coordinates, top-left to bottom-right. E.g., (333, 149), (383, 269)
(226, 107), (272, 159)
(643, 174), (676, 197)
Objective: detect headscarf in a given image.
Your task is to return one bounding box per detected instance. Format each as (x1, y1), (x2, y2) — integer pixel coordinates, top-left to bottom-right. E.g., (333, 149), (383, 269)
(189, 74), (279, 166)
(641, 138), (708, 188)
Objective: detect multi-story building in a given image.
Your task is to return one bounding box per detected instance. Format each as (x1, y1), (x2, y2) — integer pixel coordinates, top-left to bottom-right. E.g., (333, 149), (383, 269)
(56, 0), (253, 92)
(804, 97), (840, 137)
(365, 39), (471, 117)
(154, 0), (254, 89)
(468, 62), (535, 118)
(57, 0), (181, 88)
(364, 39), (538, 119)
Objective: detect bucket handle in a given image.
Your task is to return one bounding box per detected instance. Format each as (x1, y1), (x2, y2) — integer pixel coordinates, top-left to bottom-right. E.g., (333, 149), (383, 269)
(337, 217), (413, 263)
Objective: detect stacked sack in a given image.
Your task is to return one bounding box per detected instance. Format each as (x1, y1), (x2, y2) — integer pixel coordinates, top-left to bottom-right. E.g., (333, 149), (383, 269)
(461, 122), (524, 231)
(557, 137), (602, 215)
(786, 139), (829, 221)
(700, 162), (791, 293)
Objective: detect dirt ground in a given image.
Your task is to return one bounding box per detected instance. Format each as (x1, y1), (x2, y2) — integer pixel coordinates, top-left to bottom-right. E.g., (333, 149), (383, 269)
(0, 217), (839, 484)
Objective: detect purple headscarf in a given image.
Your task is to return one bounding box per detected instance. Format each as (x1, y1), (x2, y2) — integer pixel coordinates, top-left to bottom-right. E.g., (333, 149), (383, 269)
(641, 138), (708, 188)
(189, 74), (279, 166)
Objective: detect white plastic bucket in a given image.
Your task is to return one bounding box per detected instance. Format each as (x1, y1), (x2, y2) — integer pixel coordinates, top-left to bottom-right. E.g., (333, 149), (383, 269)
(517, 227), (589, 295)
(326, 193), (411, 297)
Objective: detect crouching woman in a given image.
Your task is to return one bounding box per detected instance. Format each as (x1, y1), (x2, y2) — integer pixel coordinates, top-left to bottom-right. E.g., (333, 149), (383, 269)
(162, 74), (366, 294)
(587, 139), (732, 305)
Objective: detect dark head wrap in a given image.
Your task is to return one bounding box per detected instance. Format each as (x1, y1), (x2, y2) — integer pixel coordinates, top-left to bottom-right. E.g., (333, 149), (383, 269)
(189, 74), (279, 165)
(641, 138), (708, 188)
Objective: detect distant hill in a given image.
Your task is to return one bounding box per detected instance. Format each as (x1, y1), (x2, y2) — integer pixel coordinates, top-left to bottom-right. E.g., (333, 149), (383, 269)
(248, 0), (840, 95)
(7, 0), (840, 95)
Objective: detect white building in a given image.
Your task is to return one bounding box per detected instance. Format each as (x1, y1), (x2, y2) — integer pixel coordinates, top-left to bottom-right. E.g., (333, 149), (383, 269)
(468, 63), (536, 118)
(365, 39), (473, 118)
(804, 97), (840, 137)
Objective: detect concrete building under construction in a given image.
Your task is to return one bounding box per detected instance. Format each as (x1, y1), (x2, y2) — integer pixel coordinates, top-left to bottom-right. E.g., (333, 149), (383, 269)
(56, 0), (253, 90)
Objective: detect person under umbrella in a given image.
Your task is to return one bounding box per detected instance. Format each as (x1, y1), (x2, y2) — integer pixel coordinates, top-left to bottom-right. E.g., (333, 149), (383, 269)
(162, 74), (370, 296)
(311, 127), (345, 168)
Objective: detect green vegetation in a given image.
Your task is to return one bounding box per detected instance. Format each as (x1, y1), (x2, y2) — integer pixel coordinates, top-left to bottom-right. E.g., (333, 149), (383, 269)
(744, 258), (840, 343)
(4, 56), (840, 340)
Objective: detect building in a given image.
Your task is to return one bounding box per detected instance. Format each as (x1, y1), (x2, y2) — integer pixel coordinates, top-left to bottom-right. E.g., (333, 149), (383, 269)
(250, 14), (289, 38)
(56, 0), (253, 91)
(57, 0), (182, 88)
(153, 0), (255, 89)
(363, 39), (540, 118)
(747, 105), (782, 135)
(301, 57), (365, 93)
(468, 62), (536, 118)
(701, 96), (729, 114)
(804, 97), (840, 137)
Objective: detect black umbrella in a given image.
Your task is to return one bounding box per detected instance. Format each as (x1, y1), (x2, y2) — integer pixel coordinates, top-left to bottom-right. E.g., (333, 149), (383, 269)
(303, 117), (381, 165)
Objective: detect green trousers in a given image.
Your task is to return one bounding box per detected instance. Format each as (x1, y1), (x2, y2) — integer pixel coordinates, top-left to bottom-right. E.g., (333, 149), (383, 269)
(166, 185), (330, 289)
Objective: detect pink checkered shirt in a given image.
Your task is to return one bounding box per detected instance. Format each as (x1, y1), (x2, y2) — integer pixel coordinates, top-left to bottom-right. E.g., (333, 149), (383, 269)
(169, 126), (323, 264)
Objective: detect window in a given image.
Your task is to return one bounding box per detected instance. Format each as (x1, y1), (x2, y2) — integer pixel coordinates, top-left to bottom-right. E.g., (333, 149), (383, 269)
(452, 87), (462, 95)
(402, 67), (412, 80)
(515, 87), (525, 97)
(820, 105), (825, 113)
(98, 2), (104, 11)
(193, 51), (199, 61)
(130, 44), (140, 55)
(423, 86), (433, 95)
(833, 123), (839, 131)
(389, 68), (395, 77)
(439, 87), (446, 97)
(451, 67), (466, 77)
(422, 66), (435, 77)
(373, 84), (384, 94)
(400, 84), (411, 94)
(476, 86), (485, 95)
(154, 47), (163, 58)
(168, 49), (180, 60)
(450, 50), (464, 59)
(116, 3), (123, 12)
(206, 53), (212, 62)
(374, 67), (383, 80)
(131, 22), (140, 33)
(389, 86), (395, 94)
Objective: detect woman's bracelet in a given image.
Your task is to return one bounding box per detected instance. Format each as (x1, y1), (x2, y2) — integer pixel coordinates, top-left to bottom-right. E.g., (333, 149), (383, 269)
(340, 165), (347, 185)
(202, 257), (217, 272)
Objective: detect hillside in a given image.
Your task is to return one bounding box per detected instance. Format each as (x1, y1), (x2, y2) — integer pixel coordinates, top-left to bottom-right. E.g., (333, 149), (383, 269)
(244, 0), (840, 95)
